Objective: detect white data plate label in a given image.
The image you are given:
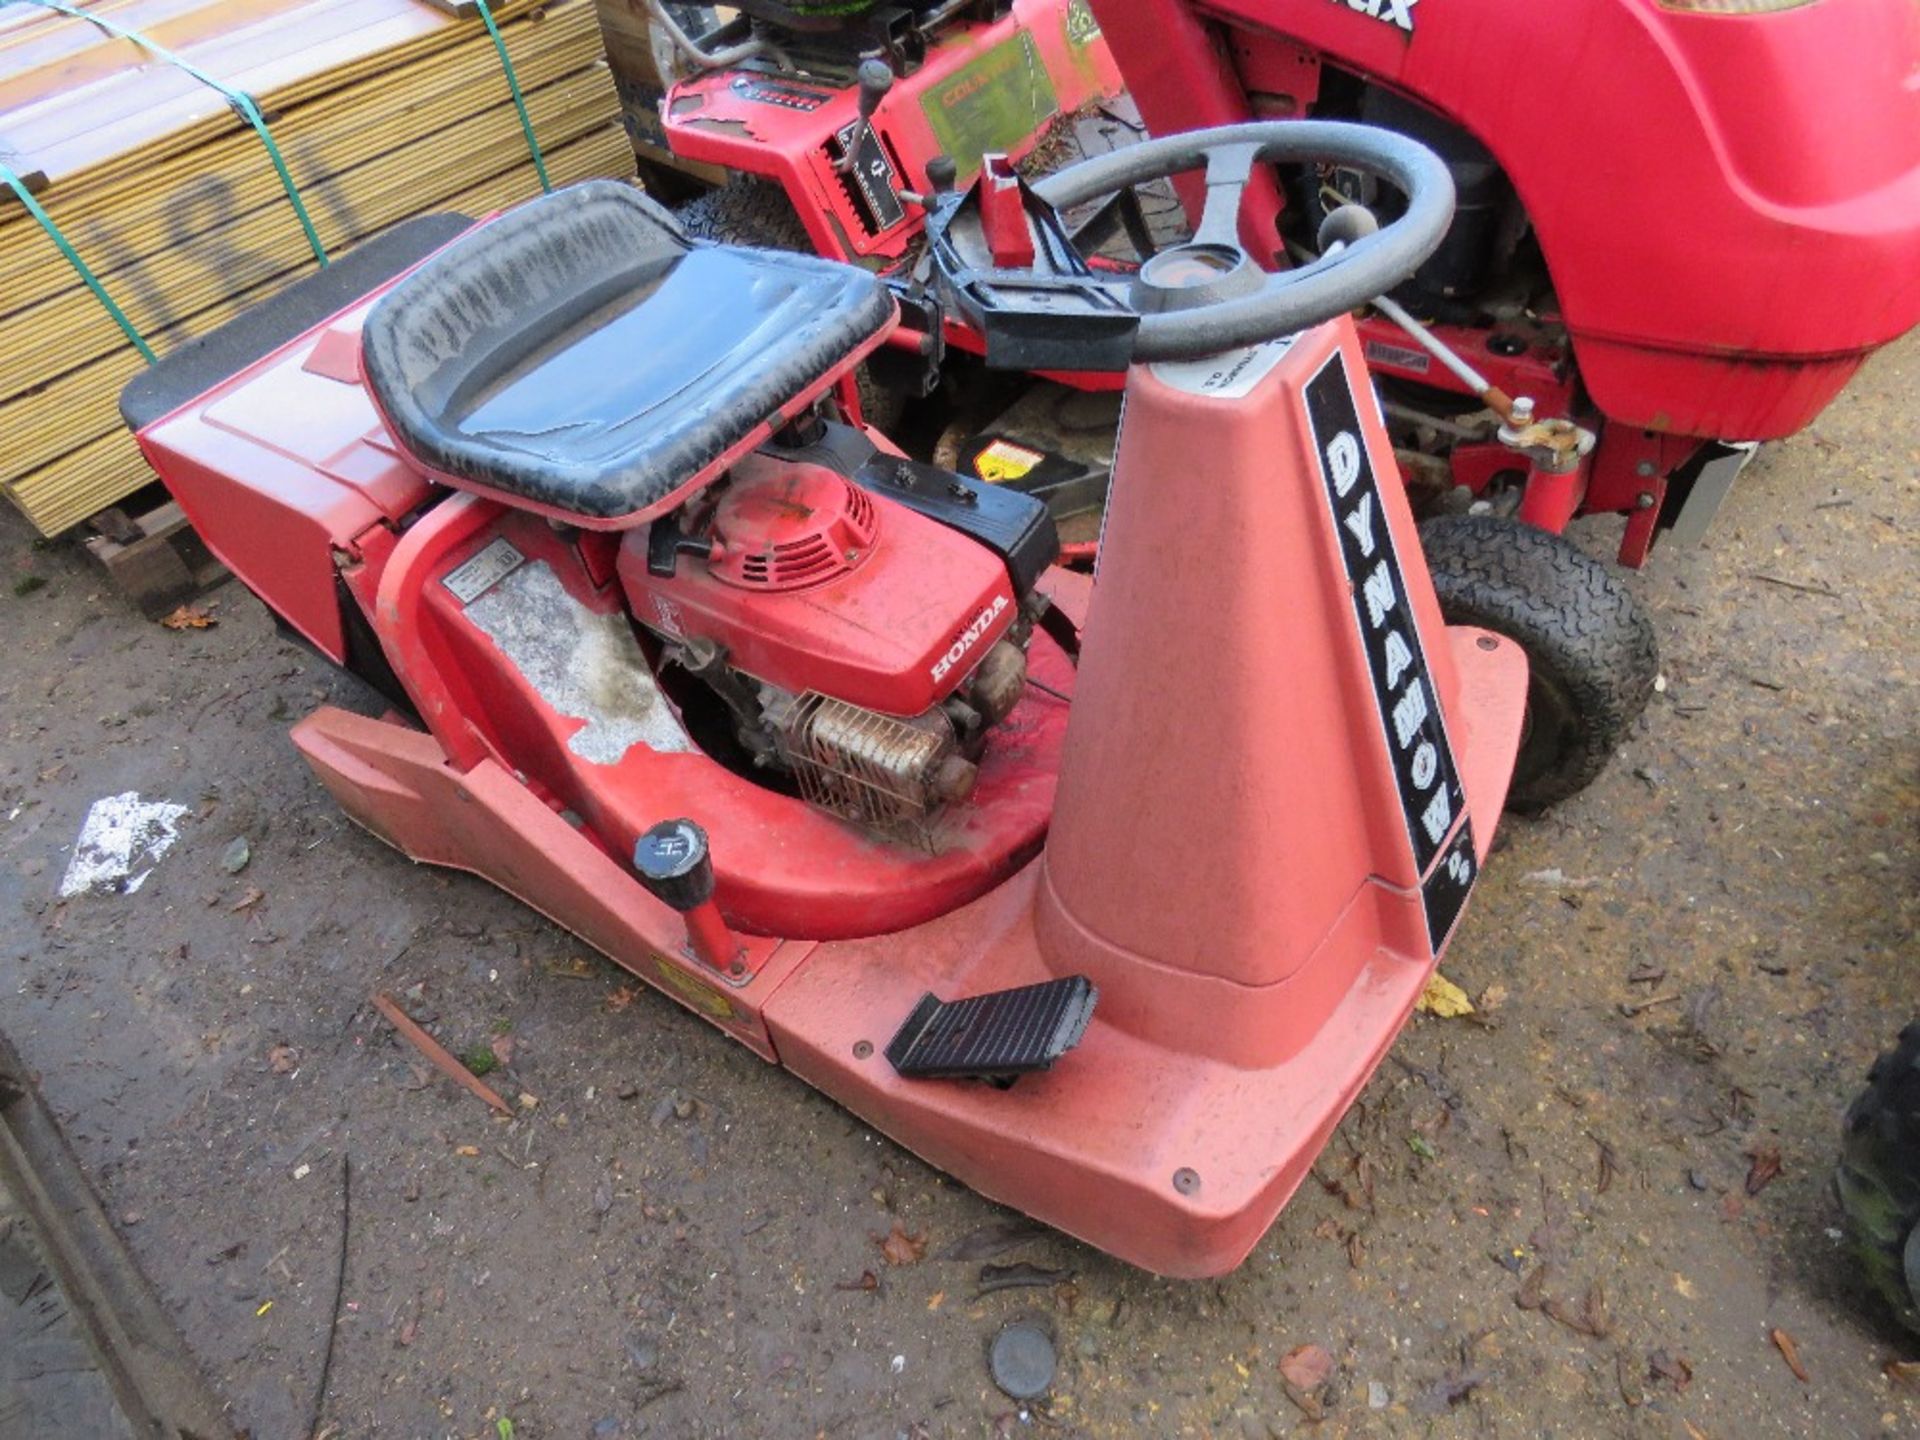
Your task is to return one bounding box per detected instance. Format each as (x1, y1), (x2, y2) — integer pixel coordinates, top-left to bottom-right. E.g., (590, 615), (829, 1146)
(443, 538), (527, 604)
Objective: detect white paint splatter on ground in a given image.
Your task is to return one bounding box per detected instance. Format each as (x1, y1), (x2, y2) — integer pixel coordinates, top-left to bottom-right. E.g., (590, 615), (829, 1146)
(463, 560), (693, 764)
(58, 792), (191, 898)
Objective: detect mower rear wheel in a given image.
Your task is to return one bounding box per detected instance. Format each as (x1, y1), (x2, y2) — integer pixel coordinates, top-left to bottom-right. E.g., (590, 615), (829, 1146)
(1837, 1023), (1920, 1334)
(675, 177), (905, 432)
(1418, 514), (1657, 812)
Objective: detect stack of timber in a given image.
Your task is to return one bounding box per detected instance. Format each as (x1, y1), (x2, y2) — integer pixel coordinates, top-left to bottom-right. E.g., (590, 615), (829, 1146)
(590, 0), (723, 186)
(0, 0), (633, 537)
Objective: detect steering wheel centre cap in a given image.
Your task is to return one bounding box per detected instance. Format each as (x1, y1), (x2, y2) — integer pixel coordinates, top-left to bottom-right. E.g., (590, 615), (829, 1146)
(1132, 242), (1263, 314)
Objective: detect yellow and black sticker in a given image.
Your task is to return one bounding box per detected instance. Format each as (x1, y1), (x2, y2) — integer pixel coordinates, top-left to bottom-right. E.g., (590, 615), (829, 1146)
(973, 437), (1047, 483)
(652, 956), (737, 1022)
(1065, 0), (1102, 47)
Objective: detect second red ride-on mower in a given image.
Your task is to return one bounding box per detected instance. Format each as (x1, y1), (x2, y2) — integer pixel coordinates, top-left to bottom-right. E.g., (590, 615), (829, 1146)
(1088, 0), (1920, 556)
(121, 121), (1529, 1276)
(650, 0), (1135, 441)
(648, 0), (1121, 271)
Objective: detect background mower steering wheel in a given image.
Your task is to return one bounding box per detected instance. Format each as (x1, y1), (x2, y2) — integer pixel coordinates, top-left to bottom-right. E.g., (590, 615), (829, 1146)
(926, 120), (1456, 367)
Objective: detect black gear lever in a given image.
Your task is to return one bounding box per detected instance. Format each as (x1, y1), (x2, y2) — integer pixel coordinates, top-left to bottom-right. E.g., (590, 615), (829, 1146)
(835, 59), (895, 175)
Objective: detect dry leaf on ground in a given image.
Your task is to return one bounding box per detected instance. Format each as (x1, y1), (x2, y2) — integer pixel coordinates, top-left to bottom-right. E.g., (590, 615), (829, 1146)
(877, 1219), (928, 1266)
(1516, 1264), (1552, 1311)
(1545, 1282), (1612, 1338)
(159, 604), (217, 630)
(1769, 1327), (1810, 1383)
(1279, 1343), (1334, 1392)
(1417, 972), (1475, 1018)
(1649, 1348), (1694, 1391)
(1744, 1144), (1784, 1196)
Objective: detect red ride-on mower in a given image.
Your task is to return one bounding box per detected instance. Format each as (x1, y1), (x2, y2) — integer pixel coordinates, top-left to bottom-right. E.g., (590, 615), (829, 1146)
(120, 122), (1529, 1276)
(653, 0), (1121, 268)
(1029, 0), (1920, 806)
(1088, 0), (1920, 574)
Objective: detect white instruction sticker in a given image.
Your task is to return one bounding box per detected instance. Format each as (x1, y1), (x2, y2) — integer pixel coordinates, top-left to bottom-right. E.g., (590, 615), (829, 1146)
(443, 538), (526, 604)
(1151, 335), (1296, 399)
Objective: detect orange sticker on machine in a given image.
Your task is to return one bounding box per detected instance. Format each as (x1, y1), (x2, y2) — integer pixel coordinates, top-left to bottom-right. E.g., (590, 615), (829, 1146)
(973, 438), (1045, 483)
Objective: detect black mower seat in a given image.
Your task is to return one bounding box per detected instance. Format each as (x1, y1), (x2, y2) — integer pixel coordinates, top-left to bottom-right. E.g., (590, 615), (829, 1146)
(361, 181), (895, 525)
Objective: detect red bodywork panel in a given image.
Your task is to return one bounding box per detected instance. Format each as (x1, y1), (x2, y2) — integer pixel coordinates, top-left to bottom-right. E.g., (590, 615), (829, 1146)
(663, 0), (1123, 266)
(1093, 0), (1920, 441)
(132, 303), (433, 664)
(289, 705), (809, 1061)
(618, 457), (1017, 716)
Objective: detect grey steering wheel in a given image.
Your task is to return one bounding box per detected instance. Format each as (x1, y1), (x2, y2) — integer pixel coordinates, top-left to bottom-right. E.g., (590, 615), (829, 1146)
(931, 121), (1456, 365)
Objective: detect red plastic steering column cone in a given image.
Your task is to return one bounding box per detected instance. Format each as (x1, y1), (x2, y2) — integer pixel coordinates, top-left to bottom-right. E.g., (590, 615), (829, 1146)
(1032, 318), (1516, 1069)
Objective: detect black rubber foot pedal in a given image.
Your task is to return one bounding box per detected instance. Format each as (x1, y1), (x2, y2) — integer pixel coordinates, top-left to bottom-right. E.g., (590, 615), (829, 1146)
(885, 976), (1097, 1082)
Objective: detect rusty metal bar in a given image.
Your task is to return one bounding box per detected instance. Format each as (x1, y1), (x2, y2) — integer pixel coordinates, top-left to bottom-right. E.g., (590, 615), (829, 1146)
(0, 1026), (237, 1439)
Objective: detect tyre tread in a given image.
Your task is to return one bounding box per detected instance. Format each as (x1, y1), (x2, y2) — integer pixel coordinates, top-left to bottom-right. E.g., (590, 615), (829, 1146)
(1418, 514), (1657, 810)
(1837, 1023), (1920, 1332)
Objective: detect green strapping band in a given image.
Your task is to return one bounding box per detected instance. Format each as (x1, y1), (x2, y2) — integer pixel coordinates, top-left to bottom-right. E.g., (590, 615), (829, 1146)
(0, 160), (157, 362)
(9, 0), (329, 266)
(475, 0), (551, 193)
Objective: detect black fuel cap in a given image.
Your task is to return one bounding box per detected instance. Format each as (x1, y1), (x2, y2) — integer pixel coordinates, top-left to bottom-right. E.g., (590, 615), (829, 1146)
(633, 819), (714, 913)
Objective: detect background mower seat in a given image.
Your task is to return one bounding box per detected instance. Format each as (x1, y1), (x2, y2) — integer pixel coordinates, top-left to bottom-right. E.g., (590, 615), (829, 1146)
(361, 180), (895, 525)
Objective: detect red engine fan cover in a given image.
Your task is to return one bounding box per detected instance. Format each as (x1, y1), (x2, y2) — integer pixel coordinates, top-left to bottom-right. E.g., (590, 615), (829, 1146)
(619, 456), (1018, 717)
(706, 461), (877, 591)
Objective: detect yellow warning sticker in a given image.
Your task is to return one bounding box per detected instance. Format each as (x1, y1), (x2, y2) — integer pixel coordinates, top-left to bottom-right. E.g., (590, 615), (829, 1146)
(652, 956), (737, 1021)
(973, 438), (1046, 483)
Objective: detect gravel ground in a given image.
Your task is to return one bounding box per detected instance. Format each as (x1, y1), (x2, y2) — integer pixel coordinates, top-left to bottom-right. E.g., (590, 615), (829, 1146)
(0, 334), (1914, 1440)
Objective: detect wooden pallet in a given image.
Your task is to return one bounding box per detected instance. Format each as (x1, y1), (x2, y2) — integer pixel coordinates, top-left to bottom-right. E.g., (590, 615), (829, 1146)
(591, 0), (726, 187)
(80, 498), (228, 620)
(2, 0), (630, 537)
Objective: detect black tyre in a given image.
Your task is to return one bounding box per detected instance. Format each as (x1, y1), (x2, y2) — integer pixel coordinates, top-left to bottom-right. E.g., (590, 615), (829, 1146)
(1837, 1023), (1920, 1334)
(675, 178), (905, 432)
(1417, 514), (1657, 812)
(677, 175), (812, 251)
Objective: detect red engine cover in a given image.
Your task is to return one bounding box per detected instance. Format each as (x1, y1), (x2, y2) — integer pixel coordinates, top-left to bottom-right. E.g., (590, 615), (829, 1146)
(618, 456), (1017, 717)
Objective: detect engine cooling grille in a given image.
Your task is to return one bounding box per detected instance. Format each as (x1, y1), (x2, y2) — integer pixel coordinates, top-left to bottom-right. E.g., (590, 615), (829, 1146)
(780, 693), (952, 848)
